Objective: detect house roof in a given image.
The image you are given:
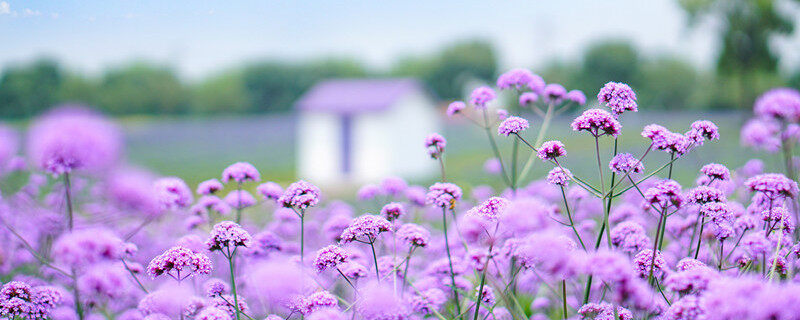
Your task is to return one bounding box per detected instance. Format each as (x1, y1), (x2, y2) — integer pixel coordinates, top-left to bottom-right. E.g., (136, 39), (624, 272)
(296, 78), (427, 114)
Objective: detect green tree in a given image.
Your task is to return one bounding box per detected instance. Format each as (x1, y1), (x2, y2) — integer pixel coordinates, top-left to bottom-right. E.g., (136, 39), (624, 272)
(392, 40), (497, 100)
(57, 73), (100, 106)
(0, 59), (63, 118)
(636, 57), (701, 110)
(192, 71), (248, 114)
(98, 62), (188, 115)
(680, 0), (799, 108)
(578, 40), (640, 93)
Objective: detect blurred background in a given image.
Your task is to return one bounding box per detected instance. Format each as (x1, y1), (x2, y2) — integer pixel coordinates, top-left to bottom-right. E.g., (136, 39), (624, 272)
(1, 0), (799, 190)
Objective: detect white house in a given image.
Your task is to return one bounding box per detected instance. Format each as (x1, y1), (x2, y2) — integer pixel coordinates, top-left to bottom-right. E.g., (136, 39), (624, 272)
(295, 78), (441, 186)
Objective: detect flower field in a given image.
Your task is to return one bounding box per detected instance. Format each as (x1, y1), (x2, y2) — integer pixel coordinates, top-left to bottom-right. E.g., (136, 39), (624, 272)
(2, 69), (800, 320)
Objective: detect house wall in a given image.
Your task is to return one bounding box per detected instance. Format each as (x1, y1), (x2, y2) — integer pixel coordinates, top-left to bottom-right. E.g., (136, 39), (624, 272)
(352, 91), (440, 182)
(297, 111), (342, 185)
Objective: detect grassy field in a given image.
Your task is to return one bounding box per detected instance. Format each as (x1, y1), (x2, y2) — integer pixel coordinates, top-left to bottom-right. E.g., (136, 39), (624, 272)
(122, 110), (779, 194)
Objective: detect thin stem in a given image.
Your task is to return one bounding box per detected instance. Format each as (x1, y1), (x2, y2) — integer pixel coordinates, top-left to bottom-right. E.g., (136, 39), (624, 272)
(518, 102), (555, 182)
(122, 259), (149, 293)
(369, 240), (381, 282)
(300, 209), (305, 264)
(511, 138), (519, 193)
(482, 109), (512, 187)
(235, 182), (243, 223)
(337, 268), (359, 293)
(438, 156), (447, 182)
(64, 172), (74, 230)
(228, 248), (242, 320)
(559, 186), (586, 251)
(402, 246), (414, 295)
(694, 216), (706, 259)
(561, 280), (568, 320)
(442, 208), (462, 318)
(71, 271), (84, 320)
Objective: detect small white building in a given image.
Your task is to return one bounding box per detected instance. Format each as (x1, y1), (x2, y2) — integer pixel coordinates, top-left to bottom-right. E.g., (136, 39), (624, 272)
(295, 78), (441, 186)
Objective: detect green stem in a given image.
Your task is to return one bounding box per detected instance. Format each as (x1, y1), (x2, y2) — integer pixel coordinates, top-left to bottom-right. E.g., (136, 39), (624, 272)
(442, 208), (462, 318)
(693, 216), (706, 259)
(518, 102), (554, 182)
(561, 280), (568, 320)
(482, 109), (512, 187)
(64, 172), (74, 230)
(228, 249), (242, 320)
(369, 240), (380, 281)
(560, 186), (586, 251)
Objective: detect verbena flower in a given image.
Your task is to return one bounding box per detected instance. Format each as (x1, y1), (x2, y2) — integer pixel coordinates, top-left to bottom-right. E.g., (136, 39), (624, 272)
(295, 291), (338, 315)
(566, 90), (587, 105)
(223, 190), (256, 209)
(469, 86), (496, 108)
(339, 215), (392, 243)
(154, 177), (194, 210)
(380, 202), (405, 221)
(206, 221), (252, 252)
(256, 181), (283, 201)
(700, 163), (730, 181)
(221, 162), (260, 184)
(577, 302), (634, 320)
(643, 179), (684, 209)
(204, 279), (229, 297)
(278, 180), (322, 210)
(686, 186), (726, 204)
(497, 116), (530, 136)
(546, 167), (573, 186)
(408, 288), (446, 315)
(571, 109), (621, 137)
(426, 182), (462, 209)
(313, 245), (349, 273)
(52, 228), (126, 267)
(196, 307), (232, 320)
(740, 119), (781, 153)
(598, 82), (638, 116)
(497, 68), (536, 91)
(609, 153), (644, 174)
(632, 249), (667, 278)
(425, 133), (447, 158)
(543, 84), (567, 104)
(197, 179), (224, 195)
(27, 106), (121, 176)
(396, 223), (430, 248)
(610, 221), (650, 255)
(147, 246), (213, 280)
(519, 92), (538, 106)
(466, 196), (510, 222)
(754, 87), (800, 122)
(745, 173), (799, 200)
(537, 140), (566, 161)
(686, 120), (720, 145)
(446, 101), (465, 116)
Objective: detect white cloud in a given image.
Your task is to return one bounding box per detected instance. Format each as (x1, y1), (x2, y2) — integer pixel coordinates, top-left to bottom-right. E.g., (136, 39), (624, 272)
(23, 8), (40, 16)
(50, 12), (59, 19)
(0, 1), (10, 15)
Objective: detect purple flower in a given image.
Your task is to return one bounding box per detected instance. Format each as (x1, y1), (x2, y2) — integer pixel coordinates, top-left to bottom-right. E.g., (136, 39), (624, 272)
(154, 177), (194, 210)
(223, 190), (256, 209)
(700, 163), (730, 181)
(0, 281), (63, 319)
(546, 167), (573, 186)
(745, 173), (799, 200)
(633, 249), (667, 278)
(0, 124), (18, 168)
(754, 87), (800, 122)
(519, 92), (539, 106)
(609, 153), (644, 175)
(425, 133), (447, 158)
(543, 84), (567, 104)
(598, 82), (638, 116)
(381, 176), (408, 196)
(566, 90), (587, 105)
(146, 246), (213, 280)
(514, 231), (578, 278)
(206, 221), (252, 252)
(577, 302), (633, 320)
(571, 109), (621, 137)
(469, 86), (496, 108)
(380, 202), (405, 221)
(497, 116), (530, 136)
(196, 307), (231, 320)
(643, 179), (684, 209)
(483, 158), (502, 175)
(339, 215), (392, 243)
(699, 202), (733, 224)
(741, 119), (781, 153)
(27, 106), (121, 176)
(256, 181), (283, 201)
(204, 279), (229, 297)
(52, 228), (125, 267)
(537, 140), (567, 161)
(396, 223), (430, 247)
(221, 162), (260, 184)
(686, 186), (726, 204)
(426, 182), (462, 209)
(446, 101), (465, 116)
(197, 179), (224, 195)
(496, 108), (509, 120)
(356, 283), (409, 320)
(467, 197), (510, 222)
(686, 120), (720, 145)
(278, 180), (322, 210)
(665, 295), (704, 320)
(408, 288), (446, 315)
(610, 221), (650, 254)
(497, 68), (536, 91)
(296, 291), (338, 315)
(357, 184), (383, 201)
(314, 245), (349, 273)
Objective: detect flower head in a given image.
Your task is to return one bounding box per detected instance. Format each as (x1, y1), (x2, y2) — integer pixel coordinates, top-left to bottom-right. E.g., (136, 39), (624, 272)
(27, 106), (121, 176)
(754, 87), (800, 122)
(396, 223), (430, 248)
(633, 249), (667, 278)
(546, 167), (573, 186)
(147, 246), (213, 280)
(426, 182), (462, 209)
(497, 116), (529, 136)
(197, 179), (224, 195)
(644, 179), (684, 209)
(206, 221), (252, 252)
(537, 140), (566, 161)
(598, 82), (637, 116)
(340, 215), (392, 243)
(278, 180), (322, 210)
(467, 197), (510, 222)
(314, 245), (349, 273)
(567, 90), (587, 105)
(571, 109), (621, 137)
(257, 181), (283, 200)
(519, 92), (538, 107)
(497, 68), (536, 91)
(609, 153), (644, 175)
(425, 133), (447, 158)
(469, 86), (496, 108)
(745, 173), (799, 200)
(686, 186), (726, 204)
(221, 162), (260, 184)
(686, 120), (720, 145)
(700, 163), (730, 181)
(543, 84), (567, 104)
(446, 101), (465, 116)
(380, 202), (405, 221)
(223, 190), (256, 209)
(155, 177), (194, 210)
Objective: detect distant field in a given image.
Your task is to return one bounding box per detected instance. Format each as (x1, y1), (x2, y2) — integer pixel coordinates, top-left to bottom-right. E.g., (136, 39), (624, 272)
(123, 110), (777, 193)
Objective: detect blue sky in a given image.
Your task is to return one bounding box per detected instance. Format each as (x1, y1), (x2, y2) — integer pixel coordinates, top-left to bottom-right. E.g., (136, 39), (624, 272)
(0, 1), (797, 79)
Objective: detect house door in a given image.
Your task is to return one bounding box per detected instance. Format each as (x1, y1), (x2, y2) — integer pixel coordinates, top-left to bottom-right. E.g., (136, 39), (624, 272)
(341, 114), (352, 175)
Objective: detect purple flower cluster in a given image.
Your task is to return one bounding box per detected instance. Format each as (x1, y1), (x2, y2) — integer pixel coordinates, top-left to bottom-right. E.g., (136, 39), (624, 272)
(571, 108), (621, 137)
(278, 180), (321, 210)
(206, 221), (252, 252)
(597, 81), (638, 116)
(339, 215), (392, 243)
(546, 167), (573, 186)
(469, 86), (496, 108)
(609, 153), (644, 175)
(425, 182), (462, 209)
(537, 140), (567, 161)
(497, 116), (530, 136)
(147, 246), (213, 280)
(424, 133), (447, 158)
